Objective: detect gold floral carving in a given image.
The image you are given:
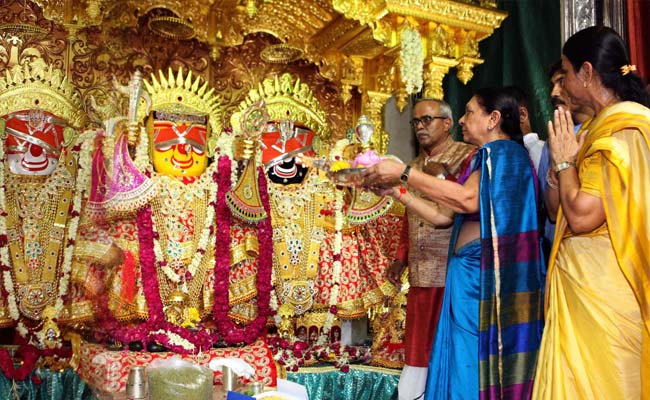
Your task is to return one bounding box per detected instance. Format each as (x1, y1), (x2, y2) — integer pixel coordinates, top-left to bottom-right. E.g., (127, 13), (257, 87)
(423, 57), (459, 100)
(147, 16), (195, 41)
(260, 44), (304, 64)
(384, 0), (506, 34)
(456, 56), (484, 84)
(308, 16), (361, 57)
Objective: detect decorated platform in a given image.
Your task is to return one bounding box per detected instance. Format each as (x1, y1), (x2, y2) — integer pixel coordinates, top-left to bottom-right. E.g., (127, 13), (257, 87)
(77, 340), (277, 395)
(0, 363), (399, 400)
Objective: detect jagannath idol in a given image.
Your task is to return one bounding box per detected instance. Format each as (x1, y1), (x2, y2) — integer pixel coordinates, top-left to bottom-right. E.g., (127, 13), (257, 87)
(0, 58), (114, 348)
(230, 73), (403, 345)
(98, 68), (271, 353)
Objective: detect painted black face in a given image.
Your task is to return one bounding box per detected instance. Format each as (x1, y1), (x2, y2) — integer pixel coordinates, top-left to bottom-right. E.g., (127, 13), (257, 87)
(267, 157), (309, 184)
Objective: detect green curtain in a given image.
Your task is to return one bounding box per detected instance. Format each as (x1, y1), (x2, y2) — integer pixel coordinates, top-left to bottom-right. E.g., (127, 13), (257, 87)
(0, 369), (95, 400)
(444, 0), (561, 140)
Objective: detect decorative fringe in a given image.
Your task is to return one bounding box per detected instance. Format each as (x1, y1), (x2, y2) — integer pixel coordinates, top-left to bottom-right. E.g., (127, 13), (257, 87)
(347, 194), (393, 225)
(225, 161), (268, 223)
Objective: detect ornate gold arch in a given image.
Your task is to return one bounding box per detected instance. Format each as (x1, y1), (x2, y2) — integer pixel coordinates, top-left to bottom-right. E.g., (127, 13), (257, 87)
(3, 0), (506, 153)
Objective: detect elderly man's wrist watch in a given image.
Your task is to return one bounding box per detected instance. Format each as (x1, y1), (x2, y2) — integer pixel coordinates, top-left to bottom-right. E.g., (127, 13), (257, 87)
(400, 165), (411, 183)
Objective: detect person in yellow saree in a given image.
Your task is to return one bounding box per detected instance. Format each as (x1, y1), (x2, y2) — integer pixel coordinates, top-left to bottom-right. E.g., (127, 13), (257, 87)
(533, 26), (650, 399)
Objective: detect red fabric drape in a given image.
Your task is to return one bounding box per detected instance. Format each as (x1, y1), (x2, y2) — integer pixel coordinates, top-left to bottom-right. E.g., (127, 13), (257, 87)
(627, 0), (650, 83)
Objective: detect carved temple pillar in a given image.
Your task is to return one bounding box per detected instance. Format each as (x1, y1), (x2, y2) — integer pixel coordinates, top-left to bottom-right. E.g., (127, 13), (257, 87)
(423, 57), (459, 100)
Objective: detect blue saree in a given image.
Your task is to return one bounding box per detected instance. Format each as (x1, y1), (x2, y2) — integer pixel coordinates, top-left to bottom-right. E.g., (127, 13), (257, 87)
(425, 140), (544, 400)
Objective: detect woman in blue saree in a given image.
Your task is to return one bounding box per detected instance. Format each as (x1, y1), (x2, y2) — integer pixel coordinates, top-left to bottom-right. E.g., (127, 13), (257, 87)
(362, 87), (544, 400)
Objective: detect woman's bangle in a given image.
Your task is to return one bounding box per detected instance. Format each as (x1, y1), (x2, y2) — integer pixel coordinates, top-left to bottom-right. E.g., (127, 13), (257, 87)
(546, 170), (559, 190)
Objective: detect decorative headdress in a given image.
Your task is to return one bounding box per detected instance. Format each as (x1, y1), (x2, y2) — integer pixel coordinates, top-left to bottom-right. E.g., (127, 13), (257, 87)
(140, 68), (222, 152)
(0, 60), (86, 131)
(231, 73), (331, 163)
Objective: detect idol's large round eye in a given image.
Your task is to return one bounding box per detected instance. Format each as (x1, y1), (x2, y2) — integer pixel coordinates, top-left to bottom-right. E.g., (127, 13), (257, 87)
(156, 144), (173, 152)
(191, 145), (205, 155)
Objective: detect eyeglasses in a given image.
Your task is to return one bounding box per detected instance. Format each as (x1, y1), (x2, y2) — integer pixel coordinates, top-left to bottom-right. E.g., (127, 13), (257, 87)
(409, 115), (447, 128)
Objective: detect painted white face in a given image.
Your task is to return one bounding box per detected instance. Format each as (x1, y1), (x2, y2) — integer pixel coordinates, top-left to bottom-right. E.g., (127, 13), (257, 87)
(4, 110), (66, 176)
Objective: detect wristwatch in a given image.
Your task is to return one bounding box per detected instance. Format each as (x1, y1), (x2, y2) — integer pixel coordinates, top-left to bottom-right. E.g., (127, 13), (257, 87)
(554, 161), (575, 173)
(400, 165), (411, 183)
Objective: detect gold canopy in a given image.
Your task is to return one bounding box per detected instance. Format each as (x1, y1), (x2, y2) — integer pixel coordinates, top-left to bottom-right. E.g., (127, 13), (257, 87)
(3, 0), (506, 153)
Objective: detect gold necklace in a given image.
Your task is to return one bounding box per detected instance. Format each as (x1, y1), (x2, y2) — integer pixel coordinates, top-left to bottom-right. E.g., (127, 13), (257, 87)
(267, 170), (328, 316)
(4, 157), (76, 321)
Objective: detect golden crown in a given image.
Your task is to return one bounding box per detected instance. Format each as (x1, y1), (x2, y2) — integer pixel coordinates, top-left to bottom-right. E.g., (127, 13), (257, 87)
(231, 73), (330, 141)
(140, 67), (222, 135)
(0, 60), (86, 129)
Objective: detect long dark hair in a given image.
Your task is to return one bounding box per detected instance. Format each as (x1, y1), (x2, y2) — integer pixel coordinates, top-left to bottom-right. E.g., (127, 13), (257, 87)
(474, 87), (523, 144)
(563, 26), (650, 107)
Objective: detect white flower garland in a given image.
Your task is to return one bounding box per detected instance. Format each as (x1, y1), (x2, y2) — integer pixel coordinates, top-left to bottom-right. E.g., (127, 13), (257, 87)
(400, 25), (424, 95)
(151, 329), (196, 351)
(0, 137), (19, 322)
(270, 289), (283, 326)
(133, 126), (152, 173)
(151, 173), (218, 286)
(53, 131), (94, 317)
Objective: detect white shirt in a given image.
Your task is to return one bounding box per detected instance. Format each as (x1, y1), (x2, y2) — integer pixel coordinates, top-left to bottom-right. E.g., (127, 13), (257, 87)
(523, 132), (545, 173)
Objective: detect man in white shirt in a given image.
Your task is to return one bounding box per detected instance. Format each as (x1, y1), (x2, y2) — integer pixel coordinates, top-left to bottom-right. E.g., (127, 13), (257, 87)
(504, 86), (545, 173)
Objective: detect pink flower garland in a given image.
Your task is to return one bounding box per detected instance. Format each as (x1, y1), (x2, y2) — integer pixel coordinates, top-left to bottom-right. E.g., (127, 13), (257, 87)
(212, 156), (274, 344)
(100, 157), (273, 353)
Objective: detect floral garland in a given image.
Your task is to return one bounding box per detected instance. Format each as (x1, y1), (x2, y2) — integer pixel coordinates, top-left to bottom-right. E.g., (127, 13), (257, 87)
(267, 335), (372, 373)
(133, 126), (152, 173)
(0, 344), (40, 381)
(400, 25), (424, 95)
(98, 202), (215, 354)
(103, 156), (273, 353)
(0, 130), (93, 343)
(212, 156), (274, 344)
(0, 135), (19, 322)
(150, 174), (217, 285)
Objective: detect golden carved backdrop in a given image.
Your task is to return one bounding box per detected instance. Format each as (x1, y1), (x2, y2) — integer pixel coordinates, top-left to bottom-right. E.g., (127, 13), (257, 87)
(0, 0), (505, 152)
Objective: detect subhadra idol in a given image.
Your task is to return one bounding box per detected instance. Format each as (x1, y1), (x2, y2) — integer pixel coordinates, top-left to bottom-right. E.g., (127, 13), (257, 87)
(231, 74), (402, 346)
(0, 59), (103, 348)
(100, 69), (270, 353)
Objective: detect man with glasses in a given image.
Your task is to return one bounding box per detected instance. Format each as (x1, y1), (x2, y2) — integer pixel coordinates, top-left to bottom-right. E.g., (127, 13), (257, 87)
(389, 98), (475, 400)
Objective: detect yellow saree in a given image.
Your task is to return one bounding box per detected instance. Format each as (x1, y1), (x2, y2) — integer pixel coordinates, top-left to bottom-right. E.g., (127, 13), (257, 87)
(533, 102), (650, 399)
